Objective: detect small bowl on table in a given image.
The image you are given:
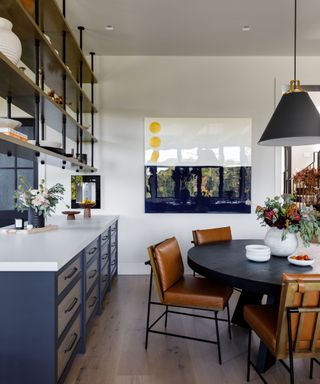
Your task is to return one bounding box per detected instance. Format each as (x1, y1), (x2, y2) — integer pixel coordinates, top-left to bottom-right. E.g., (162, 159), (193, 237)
(245, 244), (271, 262)
(288, 254), (315, 267)
(62, 211), (80, 220)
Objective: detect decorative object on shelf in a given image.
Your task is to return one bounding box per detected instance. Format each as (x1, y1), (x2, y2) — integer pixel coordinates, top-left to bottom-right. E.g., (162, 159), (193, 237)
(14, 176), (65, 228)
(0, 127), (28, 141)
(256, 195), (320, 256)
(0, 17), (22, 65)
(293, 167), (320, 207)
(0, 117), (22, 130)
(62, 210), (80, 220)
(79, 199), (96, 218)
(14, 218), (24, 230)
(258, 0), (320, 146)
(77, 153), (87, 164)
(20, 0), (35, 16)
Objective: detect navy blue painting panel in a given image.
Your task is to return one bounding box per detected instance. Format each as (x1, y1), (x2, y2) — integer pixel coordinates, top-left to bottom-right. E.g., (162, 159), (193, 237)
(145, 166), (251, 213)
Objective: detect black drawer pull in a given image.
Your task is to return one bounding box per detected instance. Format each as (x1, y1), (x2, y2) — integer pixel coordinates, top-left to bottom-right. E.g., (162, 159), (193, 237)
(88, 296), (98, 308)
(64, 297), (78, 314)
(88, 269), (97, 279)
(64, 333), (78, 353)
(101, 253), (108, 260)
(64, 267), (78, 280)
(102, 235), (108, 241)
(102, 275), (108, 283)
(111, 242), (116, 247)
(111, 260), (116, 266)
(88, 247), (97, 255)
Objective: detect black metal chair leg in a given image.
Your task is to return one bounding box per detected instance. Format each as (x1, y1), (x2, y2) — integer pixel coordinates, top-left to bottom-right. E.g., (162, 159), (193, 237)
(287, 310), (295, 384)
(145, 270), (153, 350)
(214, 311), (222, 365)
(247, 329), (252, 382)
(165, 305), (169, 328)
(310, 358), (314, 380)
(227, 303), (232, 340)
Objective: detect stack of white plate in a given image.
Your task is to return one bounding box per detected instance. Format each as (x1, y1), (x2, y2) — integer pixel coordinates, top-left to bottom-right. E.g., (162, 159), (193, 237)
(245, 245), (271, 262)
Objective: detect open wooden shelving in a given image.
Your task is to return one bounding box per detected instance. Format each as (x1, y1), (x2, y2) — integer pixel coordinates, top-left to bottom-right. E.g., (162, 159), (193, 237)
(0, 0), (98, 172)
(0, 133), (97, 172)
(0, 52), (97, 143)
(0, 0), (96, 114)
(38, 0), (97, 84)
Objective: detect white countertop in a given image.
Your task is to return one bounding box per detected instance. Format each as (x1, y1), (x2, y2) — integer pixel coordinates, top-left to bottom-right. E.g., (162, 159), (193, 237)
(0, 215), (119, 272)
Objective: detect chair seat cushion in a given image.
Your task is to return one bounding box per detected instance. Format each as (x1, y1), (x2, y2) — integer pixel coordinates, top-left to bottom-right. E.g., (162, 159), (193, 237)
(163, 275), (233, 310)
(244, 304), (278, 354)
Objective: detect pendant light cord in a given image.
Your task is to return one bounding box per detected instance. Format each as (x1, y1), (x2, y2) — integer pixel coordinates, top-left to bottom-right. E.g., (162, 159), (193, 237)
(294, 0), (297, 87)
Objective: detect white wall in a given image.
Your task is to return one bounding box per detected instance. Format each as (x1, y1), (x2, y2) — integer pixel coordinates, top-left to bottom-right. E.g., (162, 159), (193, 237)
(95, 56), (320, 274)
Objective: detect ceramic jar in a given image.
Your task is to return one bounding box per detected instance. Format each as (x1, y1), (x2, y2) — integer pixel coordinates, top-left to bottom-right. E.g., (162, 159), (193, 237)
(264, 227), (298, 257)
(0, 17), (22, 65)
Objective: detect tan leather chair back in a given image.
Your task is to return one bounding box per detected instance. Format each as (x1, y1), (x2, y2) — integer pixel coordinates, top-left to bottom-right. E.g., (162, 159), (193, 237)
(275, 273), (320, 359)
(192, 226), (232, 246)
(147, 237), (184, 302)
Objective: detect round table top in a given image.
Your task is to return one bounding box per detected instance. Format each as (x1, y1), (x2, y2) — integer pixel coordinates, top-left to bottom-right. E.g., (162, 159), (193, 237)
(187, 239), (320, 296)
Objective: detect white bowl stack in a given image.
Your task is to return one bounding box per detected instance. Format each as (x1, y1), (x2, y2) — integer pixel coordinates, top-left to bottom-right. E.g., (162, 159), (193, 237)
(245, 245), (271, 262)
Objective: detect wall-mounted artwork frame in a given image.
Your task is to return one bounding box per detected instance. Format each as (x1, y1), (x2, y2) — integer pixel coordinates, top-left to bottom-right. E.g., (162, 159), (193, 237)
(144, 118), (252, 214)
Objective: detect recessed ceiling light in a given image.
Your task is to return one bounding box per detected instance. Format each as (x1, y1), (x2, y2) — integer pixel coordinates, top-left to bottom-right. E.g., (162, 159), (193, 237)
(105, 25), (114, 31)
(242, 25), (251, 32)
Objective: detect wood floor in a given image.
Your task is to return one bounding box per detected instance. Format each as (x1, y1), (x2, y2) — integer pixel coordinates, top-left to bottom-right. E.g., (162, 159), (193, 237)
(65, 276), (320, 384)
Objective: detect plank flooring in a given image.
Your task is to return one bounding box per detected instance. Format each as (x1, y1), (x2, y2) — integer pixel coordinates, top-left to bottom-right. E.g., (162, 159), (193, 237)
(65, 276), (320, 384)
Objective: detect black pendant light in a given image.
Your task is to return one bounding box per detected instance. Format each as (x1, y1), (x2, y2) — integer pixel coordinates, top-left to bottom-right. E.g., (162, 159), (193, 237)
(258, 0), (320, 146)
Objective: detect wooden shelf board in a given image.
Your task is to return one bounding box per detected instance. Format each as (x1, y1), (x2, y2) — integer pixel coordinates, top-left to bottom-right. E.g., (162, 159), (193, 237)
(0, 0), (97, 114)
(0, 133), (97, 172)
(39, 0), (97, 84)
(0, 53), (97, 143)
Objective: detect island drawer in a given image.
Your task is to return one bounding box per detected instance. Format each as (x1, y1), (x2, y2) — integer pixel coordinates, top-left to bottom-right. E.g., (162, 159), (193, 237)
(86, 285), (98, 323)
(57, 315), (81, 380)
(58, 279), (81, 337)
(86, 258), (98, 293)
(100, 245), (109, 270)
(85, 239), (99, 264)
(101, 228), (109, 247)
(101, 260), (110, 294)
(57, 256), (81, 296)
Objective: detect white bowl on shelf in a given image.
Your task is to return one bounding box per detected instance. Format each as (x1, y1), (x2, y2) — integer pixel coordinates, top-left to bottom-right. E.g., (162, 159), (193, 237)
(0, 118), (22, 130)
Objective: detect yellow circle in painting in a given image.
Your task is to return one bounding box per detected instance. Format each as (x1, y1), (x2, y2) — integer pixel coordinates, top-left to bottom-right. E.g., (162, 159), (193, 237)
(149, 121), (161, 134)
(150, 151), (159, 163)
(150, 136), (161, 148)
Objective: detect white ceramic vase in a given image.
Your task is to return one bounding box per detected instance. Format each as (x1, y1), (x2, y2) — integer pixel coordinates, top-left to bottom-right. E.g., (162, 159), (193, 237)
(0, 17), (22, 65)
(264, 227), (298, 257)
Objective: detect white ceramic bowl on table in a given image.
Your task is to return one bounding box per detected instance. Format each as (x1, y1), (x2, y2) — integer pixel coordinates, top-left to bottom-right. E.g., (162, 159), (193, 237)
(288, 255), (315, 267)
(245, 244), (271, 262)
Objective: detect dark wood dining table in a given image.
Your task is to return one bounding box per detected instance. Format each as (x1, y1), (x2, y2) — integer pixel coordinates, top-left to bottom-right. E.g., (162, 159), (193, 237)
(187, 239), (320, 372)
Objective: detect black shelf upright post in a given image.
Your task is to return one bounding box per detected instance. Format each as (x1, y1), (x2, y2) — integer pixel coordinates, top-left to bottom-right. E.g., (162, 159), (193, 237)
(34, 0), (40, 146)
(6, 96), (12, 119)
(62, 29), (67, 155)
(90, 52), (95, 169)
(78, 26), (84, 163)
(62, 0), (66, 17)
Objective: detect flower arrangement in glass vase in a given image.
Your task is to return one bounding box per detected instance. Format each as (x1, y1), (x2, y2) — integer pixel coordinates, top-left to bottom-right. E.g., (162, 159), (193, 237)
(256, 195), (320, 257)
(15, 176), (65, 228)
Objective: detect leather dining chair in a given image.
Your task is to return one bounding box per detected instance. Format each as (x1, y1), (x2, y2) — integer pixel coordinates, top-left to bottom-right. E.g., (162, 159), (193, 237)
(192, 226), (232, 246)
(145, 237), (233, 364)
(244, 273), (320, 384)
(191, 226), (232, 277)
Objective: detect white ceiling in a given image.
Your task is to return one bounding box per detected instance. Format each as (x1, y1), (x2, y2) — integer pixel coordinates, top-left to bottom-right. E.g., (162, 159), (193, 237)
(61, 0), (320, 56)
